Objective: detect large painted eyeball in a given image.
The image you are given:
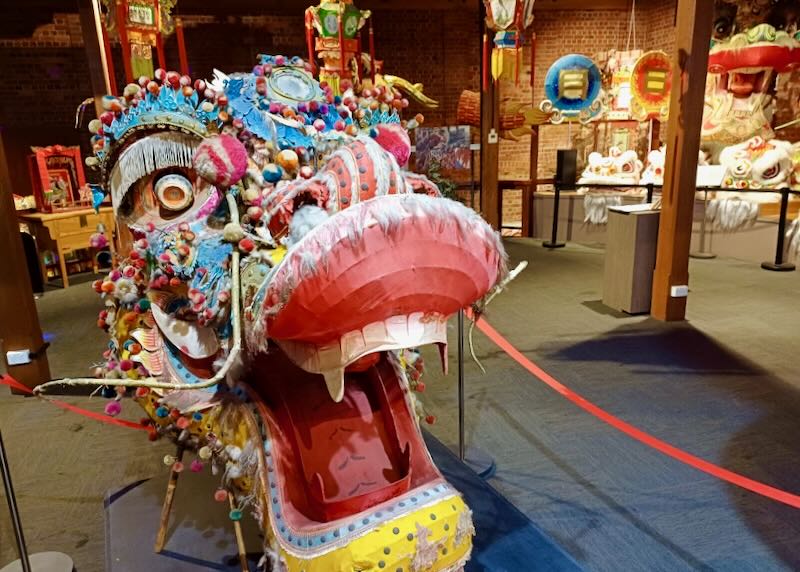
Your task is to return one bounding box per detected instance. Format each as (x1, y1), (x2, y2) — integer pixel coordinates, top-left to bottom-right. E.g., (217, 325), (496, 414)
(760, 163), (780, 180)
(155, 174), (194, 212)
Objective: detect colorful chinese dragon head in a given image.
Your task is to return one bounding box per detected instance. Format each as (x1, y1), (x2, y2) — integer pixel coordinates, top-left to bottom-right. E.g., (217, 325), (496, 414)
(719, 135), (796, 191)
(702, 22), (800, 146)
(578, 147), (643, 186)
(78, 55), (506, 570)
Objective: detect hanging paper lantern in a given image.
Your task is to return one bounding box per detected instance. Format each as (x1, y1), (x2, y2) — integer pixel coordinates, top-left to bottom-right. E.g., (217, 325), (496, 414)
(305, 0), (371, 95)
(539, 54), (603, 124)
(630, 50), (672, 121)
(482, 0), (535, 84)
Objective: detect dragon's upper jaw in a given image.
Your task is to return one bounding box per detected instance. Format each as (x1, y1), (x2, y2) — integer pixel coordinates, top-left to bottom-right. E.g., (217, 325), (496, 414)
(247, 193), (506, 401)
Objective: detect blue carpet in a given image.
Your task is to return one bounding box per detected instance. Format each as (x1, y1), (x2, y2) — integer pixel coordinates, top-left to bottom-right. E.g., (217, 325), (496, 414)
(426, 433), (584, 572)
(105, 433), (578, 570)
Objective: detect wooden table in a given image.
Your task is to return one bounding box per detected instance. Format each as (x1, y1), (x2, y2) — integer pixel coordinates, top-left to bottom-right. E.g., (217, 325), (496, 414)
(18, 207), (116, 288)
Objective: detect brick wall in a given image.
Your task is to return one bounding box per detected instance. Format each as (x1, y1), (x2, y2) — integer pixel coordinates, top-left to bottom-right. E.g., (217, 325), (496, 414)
(1, 2), (796, 205)
(0, 8), (479, 199)
(498, 3), (680, 184)
(495, 2), (679, 227)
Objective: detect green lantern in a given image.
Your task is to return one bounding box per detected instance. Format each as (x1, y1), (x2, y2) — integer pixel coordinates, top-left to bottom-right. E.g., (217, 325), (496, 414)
(314, 1), (366, 39)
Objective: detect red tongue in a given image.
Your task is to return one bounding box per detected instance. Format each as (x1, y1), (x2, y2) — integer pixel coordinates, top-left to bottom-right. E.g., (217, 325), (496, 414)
(729, 72), (757, 97)
(277, 361), (412, 521)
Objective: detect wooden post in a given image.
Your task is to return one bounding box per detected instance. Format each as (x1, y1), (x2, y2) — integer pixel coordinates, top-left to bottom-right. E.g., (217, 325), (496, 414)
(154, 0), (166, 71)
(116, 0), (134, 84)
(154, 446), (184, 553)
(175, 17), (189, 76)
(228, 492), (249, 572)
(523, 30), (538, 238)
(523, 126), (538, 237)
(480, 28), (500, 230)
(78, 0), (114, 117)
(650, 0), (713, 321)
(0, 131), (51, 391)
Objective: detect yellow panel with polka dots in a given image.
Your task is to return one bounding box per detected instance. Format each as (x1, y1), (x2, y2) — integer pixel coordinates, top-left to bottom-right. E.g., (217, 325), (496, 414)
(279, 495), (473, 572)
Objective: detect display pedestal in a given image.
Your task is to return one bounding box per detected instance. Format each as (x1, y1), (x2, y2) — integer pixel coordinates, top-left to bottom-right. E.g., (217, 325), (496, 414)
(760, 261), (796, 272)
(690, 251), (716, 259)
(0, 553), (73, 572)
(105, 434), (583, 571)
(602, 207), (660, 314)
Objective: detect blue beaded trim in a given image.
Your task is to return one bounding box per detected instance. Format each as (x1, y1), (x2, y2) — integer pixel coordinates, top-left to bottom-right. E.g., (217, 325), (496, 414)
(261, 439), (454, 551)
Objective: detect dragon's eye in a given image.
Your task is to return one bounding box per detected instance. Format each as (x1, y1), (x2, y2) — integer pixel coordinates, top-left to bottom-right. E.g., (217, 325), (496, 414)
(622, 162), (632, 172)
(761, 164), (780, 180)
(155, 174), (194, 212)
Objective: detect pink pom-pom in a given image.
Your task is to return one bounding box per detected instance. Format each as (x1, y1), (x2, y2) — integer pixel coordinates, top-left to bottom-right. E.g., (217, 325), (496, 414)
(214, 489), (228, 502)
(105, 401), (122, 417)
(190, 459), (204, 473)
(193, 134), (248, 188)
(373, 123), (412, 167)
(89, 233), (108, 249)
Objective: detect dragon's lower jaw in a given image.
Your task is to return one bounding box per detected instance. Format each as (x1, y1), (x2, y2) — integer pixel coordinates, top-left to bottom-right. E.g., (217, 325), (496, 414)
(251, 346), (438, 524)
(727, 70), (768, 98)
(246, 345), (474, 570)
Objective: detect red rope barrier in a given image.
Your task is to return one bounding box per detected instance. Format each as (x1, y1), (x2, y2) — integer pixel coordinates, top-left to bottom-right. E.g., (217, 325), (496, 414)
(6, 321), (800, 510)
(1, 375), (147, 432)
(474, 317), (800, 509)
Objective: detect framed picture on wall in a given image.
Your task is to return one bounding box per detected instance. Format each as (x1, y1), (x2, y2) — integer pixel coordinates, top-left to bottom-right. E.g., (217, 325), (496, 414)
(27, 145), (87, 212)
(414, 126), (472, 183)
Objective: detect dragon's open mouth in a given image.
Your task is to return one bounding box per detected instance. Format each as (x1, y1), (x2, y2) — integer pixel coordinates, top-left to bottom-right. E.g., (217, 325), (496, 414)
(726, 70), (768, 97)
(250, 345), (438, 525)
(241, 193), (505, 531)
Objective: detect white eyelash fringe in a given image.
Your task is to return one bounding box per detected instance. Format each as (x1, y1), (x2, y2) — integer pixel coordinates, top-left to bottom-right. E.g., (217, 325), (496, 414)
(109, 131), (199, 212)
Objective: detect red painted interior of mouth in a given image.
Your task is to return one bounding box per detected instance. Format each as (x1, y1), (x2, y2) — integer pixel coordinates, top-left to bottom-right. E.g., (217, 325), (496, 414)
(727, 71), (764, 97)
(249, 346), (440, 527)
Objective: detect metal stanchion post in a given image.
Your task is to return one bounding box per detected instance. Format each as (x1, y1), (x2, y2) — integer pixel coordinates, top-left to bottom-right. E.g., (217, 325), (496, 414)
(761, 189), (796, 272)
(1, 431), (31, 572)
(542, 182), (565, 249)
(0, 430), (73, 572)
(456, 310), (496, 480)
(457, 311), (466, 462)
(690, 188), (716, 259)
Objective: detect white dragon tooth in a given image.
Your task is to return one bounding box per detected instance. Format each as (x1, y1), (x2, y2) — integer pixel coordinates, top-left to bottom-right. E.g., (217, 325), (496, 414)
(323, 368), (345, 402)
(436, 342), (448, 376)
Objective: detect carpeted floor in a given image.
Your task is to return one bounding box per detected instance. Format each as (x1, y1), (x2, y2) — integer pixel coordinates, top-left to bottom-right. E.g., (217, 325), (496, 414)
(2, 241), (799, 571)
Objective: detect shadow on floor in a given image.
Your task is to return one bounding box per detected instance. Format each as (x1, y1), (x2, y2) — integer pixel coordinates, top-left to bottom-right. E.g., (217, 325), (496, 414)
(543, 321), (800, 569)
(486, 396), (716, 571)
